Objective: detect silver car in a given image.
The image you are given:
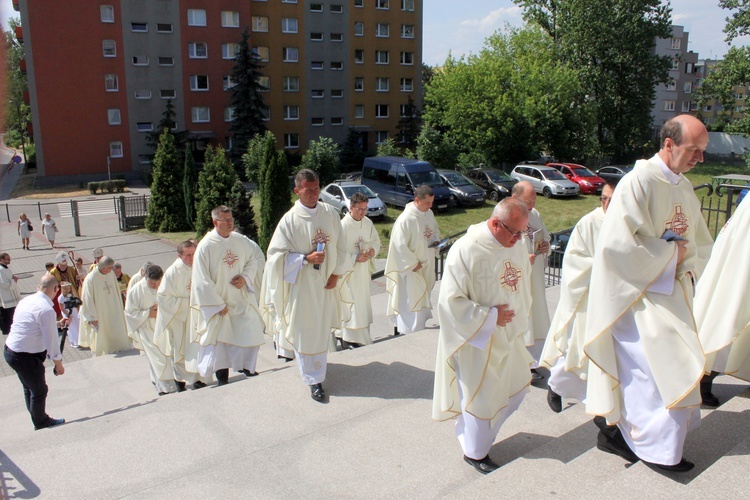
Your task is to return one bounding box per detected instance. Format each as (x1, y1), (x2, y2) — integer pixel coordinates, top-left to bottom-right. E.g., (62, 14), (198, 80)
(318, 182), (388, 219)
(510, 164), (580, 198)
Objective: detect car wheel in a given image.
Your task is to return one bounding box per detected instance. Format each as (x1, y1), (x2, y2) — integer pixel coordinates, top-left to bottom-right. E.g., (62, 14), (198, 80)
(450, 194), (459, 207)
(543, 187), (553, 199)
(489, 190), (499, 202)
(341, 207), (349, 215)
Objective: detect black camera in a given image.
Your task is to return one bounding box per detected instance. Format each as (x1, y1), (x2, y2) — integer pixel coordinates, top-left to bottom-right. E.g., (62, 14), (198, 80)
(63, 295), (82, 310)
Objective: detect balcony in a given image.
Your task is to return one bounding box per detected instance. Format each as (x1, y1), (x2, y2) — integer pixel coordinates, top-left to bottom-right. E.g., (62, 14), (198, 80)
(19, 58), (26, 74)
(12, 0), (19, 11)
(15, 25), (22, 43)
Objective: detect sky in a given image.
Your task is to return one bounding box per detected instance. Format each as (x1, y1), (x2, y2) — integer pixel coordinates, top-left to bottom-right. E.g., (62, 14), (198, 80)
(0, 0), (747, 64)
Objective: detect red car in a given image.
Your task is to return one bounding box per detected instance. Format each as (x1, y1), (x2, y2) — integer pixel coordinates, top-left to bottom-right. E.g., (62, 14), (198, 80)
(547, 163), (606, 194)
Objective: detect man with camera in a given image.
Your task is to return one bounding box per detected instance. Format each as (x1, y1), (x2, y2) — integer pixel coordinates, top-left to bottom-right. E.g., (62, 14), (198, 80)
(58, 281), (82, 349)
(4, 275), (66, 430)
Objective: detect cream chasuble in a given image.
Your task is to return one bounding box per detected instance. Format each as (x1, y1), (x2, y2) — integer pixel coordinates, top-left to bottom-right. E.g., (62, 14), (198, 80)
(696, 197), (750, 379)
(385, 202), (440, 328)
(337, 213), (381, 344)
(522, 207), (551, 347)
(261, 201), (348, 355)
(125, 279), (173, 381)
(432, 223), (532, 426)
(79, 267), (131, 356)
(191, 230), (266, 348)
(584, 155), (713, 424)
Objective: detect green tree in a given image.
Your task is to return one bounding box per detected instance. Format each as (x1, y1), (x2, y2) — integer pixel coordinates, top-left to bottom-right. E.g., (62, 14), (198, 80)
(300, 137), (341, 184)
(229, 179), (259, 241)
(416, 126), (460, 170)
(195, 146), (239, 236)
(258, 133), (292, 251)
(146, 129), (190, 232)
(721, 0), (750, 42)
(146, 100), (187, 155)
(243, 131), (273, 184)
(182, 145), (198, 230)
(397, 95), (422, 152)
(376, 137), (402, 157)
(228, 28), (267, 171)
(3, 18), (31, 155)
(339, 128), (367, 173)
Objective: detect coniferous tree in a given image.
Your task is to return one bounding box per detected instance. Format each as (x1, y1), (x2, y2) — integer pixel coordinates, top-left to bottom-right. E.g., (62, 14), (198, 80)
(146, 129), (190, 232)
(258, 134), (291, 251)
(182, 145), (198, 230)
(339, 128), (367, 173)
(397, 95), (422, 152)
(146, 100), (187, 154)
(229, 28), (267, 171)
(229, 179), (259, 241)
(195, 145), (239, 236)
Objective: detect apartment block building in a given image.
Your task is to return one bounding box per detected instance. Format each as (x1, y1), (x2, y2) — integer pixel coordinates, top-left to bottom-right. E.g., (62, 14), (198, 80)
(13, 0), (422, 182)
(694, 59), (748, 126)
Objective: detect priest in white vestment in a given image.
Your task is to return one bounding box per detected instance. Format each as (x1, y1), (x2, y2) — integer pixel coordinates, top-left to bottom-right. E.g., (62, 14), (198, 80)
(154, 241), (210, 391)
(335, 192), (381, 348)
(191, 206), (266, 386)
(79, 256), (132, 356)
(695, 195), (750, 406)
(385, 185), (440, 335)
(433, 199), (532, 475)
(125, 265), (176, 395)
(127, 262), (152, 295)
(261, 169), (348, 403)
(583, 115), (713, 473)
(511, 181), (550, 378)
(541, 181), (616, 411)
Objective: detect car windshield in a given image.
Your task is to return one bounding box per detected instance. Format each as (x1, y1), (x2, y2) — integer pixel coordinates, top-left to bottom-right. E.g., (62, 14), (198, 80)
(572, 167), (596, 177)
(486, 170), (513, 182)
(342, 185), (377, 198)
(410, 170), (444, 187)
(442, 172), (471, 186)
(542, 169), (567, 180)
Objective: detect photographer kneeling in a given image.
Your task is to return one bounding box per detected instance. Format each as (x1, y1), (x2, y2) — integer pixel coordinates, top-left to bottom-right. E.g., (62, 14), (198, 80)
(58, 281), (82, 349)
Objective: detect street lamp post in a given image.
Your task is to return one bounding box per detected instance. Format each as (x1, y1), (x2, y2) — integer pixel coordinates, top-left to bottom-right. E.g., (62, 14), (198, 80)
(11, 99), (27, 163)
(107, 155), (111, 183)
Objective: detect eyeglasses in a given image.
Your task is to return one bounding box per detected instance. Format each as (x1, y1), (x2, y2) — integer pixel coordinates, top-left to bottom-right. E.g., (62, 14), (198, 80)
(351, 205), (368, 212)
(215, 218), (234, 223)
(599, 196), (610, 202)
(498, 219), (525, 238)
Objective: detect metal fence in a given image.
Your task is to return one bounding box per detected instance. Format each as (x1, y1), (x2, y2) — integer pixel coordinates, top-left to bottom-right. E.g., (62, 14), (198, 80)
(117, 195), (149, 231)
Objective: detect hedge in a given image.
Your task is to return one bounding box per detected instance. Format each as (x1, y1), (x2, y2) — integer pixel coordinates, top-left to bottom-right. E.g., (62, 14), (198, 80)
(87, 179), (127, 194)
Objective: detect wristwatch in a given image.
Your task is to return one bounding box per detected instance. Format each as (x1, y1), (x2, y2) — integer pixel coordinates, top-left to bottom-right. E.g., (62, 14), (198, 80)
(302, 253), (309, 265)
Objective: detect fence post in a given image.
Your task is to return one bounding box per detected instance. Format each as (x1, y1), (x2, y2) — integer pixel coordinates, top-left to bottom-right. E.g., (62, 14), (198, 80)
(5, 204), (9, 222)
(118, 195), (126, 231)
(71, 200), (81, 237)
(37, 201), (42, 220)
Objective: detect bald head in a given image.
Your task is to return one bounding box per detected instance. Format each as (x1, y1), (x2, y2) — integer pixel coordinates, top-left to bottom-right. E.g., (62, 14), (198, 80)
(511, 181), (537, 210)
(39, 274), (59, 299)
(488, 198), (529, 248)
(658, 114), (708, 174)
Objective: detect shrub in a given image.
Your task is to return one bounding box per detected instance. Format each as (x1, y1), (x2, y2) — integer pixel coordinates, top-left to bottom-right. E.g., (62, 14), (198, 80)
(88, 182), (99, 194)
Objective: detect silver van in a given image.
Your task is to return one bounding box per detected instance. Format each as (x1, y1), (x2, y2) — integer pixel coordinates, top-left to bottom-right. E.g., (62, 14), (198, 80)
(510, 164), (580, 198)
(361, 156), (452, 210)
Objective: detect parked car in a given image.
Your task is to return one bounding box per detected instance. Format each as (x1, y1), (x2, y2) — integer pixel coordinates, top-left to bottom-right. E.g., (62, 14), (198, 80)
(510, 164), (580, 198)
(465, 168), (517, 201)
(548, 227), (573, 268)
(361, 156), (452, 210)
(437, 170), (486, 207)
(596, 165), (634, 183)
(318, 181), (388, 219)
(547, 162), (606, 195)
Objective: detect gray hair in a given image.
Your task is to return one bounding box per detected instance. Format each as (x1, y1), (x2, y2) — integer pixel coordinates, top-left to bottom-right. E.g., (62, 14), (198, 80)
(211, 206), (232, 220)
(98, 256), (115, 270)
(660, 118), (684, 148)
(414, 184), (434, 200)
(491, 198), (528, 222)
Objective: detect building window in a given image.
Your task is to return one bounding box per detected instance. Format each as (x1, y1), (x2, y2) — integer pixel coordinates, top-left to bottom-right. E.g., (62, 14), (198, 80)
(376, 104), (389, 118)
(376, 23), (389, 37)
(354, 21), (364, 36)
(312, 117), (324, 126)
(355, 0), (363, 6)
(311, 89), (325, 98)
(664, 100), (675, 111)
(400, 51), (414, 65)
(282, 0), (298, 3)
(160, 89), (176, 99)
(252, 16), (268, 32)
(400, 78), (413, 91)
(282, 18), (298, 33)
(132, 55), (149, 66)
(283, 76), (300, 92)
(224, 107), (236, 122)
(134, 89), (152, 99)
(670, 58), (679, 70)
(109, 141), (124, 158)
(102, 40), (116, 57)
(136, 122), (153, 132)
(331, 89), (344, 98)
(670, 37), (681, 50)
(684, 82), (693, 93)
(221, 11), (239, 28)
(311, 32), (324, 41)
(354, 77), (364, 91)
(666, 81), (676, 91)
(400, 104), (409, 117)
(284, 105), (300, 120)
(310, 3), (323, 12)
(191, 107), (210, 123)
(261, 105), (270, 121)
(311, 61), (324, 70)
(284, 134), (300, 149)
(330, 117), (343, 126)
(158, 56), (174, 66)
(157, 23), (173, 33)
(105, 74), (119, 92)
(257, 76), (270, 91)
(131, 22), (148, 32)
(189, 42), (208, 59)
(376, 131), (388, 144)
(377, 0), (389, 9)
(138, 154), (153, 165)
(283, 47), (299, 62)
(223, 76), (236, 91)
(354, 105), (364, 118)
(375, 51), (389, 64)
(355, 50), (364, 63)
(190, 75), (209, 91)
(331, 4), (343, 13)
(704, 104), (712, 112)
(686, 62), (694, 73)
(222, 43), (239, 59)
(330, 33), (343, 42)
(187, 9), (206, 27)
(252, 46), (270, 62)
(401, 24), (414, 38)
(681, 101), (691, 112)
(100, 5), (114, 23)
(401, 0), (414, 11)
(376, 77), (389, 92)
(107, 108), (121, 125)
(331, 61), (344, 71)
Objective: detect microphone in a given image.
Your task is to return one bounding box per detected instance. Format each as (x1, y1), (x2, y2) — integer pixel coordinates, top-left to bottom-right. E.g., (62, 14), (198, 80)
(313, 242), (325, 270)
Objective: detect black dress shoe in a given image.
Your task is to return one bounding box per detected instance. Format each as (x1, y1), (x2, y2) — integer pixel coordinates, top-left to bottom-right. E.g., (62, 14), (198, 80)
(240, 369), (259, 377)
(175, 381), (187, 392)
(643, 457), (695, 473)
(596, 428), (639, 463)
(393, 327), (400, 336)
(35, 418), (65, 430)
(277, 354), (294, 362)
(547, 387), (562, 413)
(216, 369), (229, 386)
(530, 368), (544, 382)
(158, 391), (169, 396)
(463, 455), (500, 474)
(192, 381), (207, 389)
(310, 383), (326, 402)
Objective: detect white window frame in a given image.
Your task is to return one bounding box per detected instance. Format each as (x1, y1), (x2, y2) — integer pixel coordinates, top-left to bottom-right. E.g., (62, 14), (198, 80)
(354, 21), (364, 36)
(376, 131), (388, 144)
(160, 89), (176, 99)
(331, 61), (344, 71)
(105, 74), (119, 92)
(190, 75), (209, 91)
(282, 18), (298, 33)
(224, 107), (236, 122)
(310, 3), (323, 12)
(261, 105), (271, 121)
(311, 32), (324, 41)
(191, 107), (210, 123)
(376, 104), (389, 118)
(377, 0), (389, 9)
(400, 78), (413, 91)
(330, 4), (343, 13)
(136, 122), (153, 132)
(107, 108), (121, 125)
(109, 141), (124, 158)
(354, 0), (363, 6)
(355, 50), (364, 64)
(354, 77), (364, 91)
(401, 0), (414, 11)
(664, 100), (675, 111)
(252, 47), (270, 62)
(376, 23), (389, 37)
(157, 23), (173, 33)
(376, 77), (389, 92)
(284, 133), (300, 149)
(330, 117), (343, 126)
(375, 51), (389, 64)
(283, 105), (300, 120)
(311, 61), (324, 70)
(681, 101), (691, 112)
(187, 9), (207, 27)
(134, 89), (152, 99)
(311, 89), (325, 98)
(331, 89), (344, 98)
(670, 37), (681, 50)
(666, 81), (676, 91)
(222, 43), (239, 59)
(283, 47), (299, 63)
(283, 76), (300, 92)
(257, 76), (271, 91)
(132, 55), (149, 66)
(189, 42), (208, 59)
(100, 5), (115, 23)
(131, 22), (148, 32)
(354, 105), (364, 118)
(401, 24), (414, 38)
(684, 81), (693, 94)
(330, 33), (343, 42)
(252, 16), (269, 32)
(400, 51), (414, 65)
(311, 117), (324, 127)
(158, 56), (175, 66)
(223, 76), (236, 91)
(221, 11), (239, 28)
(102, 40), (116, 57)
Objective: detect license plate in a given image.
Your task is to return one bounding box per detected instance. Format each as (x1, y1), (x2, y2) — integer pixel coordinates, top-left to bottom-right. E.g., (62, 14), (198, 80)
(438, 205), (447, 209)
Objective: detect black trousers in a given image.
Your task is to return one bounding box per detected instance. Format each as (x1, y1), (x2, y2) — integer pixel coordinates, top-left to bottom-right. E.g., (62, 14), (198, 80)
(0, 306), (14, 335)
(4, 346), (52, 429)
